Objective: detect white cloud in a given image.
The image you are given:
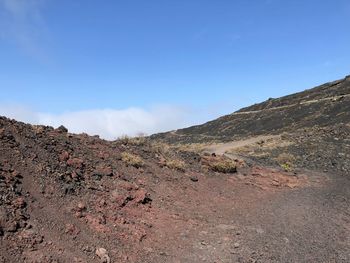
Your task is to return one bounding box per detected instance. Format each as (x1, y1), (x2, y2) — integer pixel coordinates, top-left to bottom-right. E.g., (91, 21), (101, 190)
(0, 104), (40, 123)
(0, 105), (196, 140)
(0, 0), (48, 60)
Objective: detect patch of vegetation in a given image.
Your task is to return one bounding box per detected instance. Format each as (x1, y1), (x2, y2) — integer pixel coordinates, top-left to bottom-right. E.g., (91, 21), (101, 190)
(281, 163), (292, 172)
(275, 153), (296, 172)
(201, 155), (237, 173)
(210, 160), (237, 173)
(121, 152), (144, 168)
(118, 134), (147, 146)
(165, 159), (186, 172)
(276, 153), (295, 164)
(151, 141), (171, 155)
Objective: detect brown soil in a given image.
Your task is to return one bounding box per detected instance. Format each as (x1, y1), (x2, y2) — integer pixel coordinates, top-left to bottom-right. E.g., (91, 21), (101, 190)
(1, 116), (350, 262)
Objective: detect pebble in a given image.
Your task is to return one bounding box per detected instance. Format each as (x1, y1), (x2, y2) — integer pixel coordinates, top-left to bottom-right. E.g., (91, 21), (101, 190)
(95, 247), (111, 263)
(190, 176), (198, 182)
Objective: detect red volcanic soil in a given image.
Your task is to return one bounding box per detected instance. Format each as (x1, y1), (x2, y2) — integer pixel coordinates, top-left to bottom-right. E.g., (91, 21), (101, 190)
(1, 116), (350, 263)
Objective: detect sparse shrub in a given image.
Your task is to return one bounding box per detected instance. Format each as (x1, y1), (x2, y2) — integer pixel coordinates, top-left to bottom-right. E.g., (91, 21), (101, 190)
(130, 136), (147, 146)
(275, 153), (295, 171)
(281, 163), (292, 172)
(121, 152), (144, 168)
(201, 155), (237, 173)
(118, 134), (147, 146)
(210, 160), (237, 173)
(166, 159), (186, 172)
(118, 135), (131, 144)
(276, 153), (295, 164)
(151, 142), (170, 155)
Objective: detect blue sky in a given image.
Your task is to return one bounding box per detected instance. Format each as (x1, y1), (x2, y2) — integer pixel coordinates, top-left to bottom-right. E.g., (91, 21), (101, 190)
(0, 0), (349, 139)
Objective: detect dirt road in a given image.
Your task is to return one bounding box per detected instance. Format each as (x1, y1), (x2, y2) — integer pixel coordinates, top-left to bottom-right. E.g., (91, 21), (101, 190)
(142, 169), (350, 263)
(203, 135), (278, 159)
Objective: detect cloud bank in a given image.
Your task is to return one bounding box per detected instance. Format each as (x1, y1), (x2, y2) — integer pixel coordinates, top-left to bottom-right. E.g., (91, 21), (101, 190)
(0, 105), (195, 140)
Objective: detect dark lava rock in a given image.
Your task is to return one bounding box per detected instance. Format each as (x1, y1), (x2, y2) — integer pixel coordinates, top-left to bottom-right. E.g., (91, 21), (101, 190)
(57, 125), (68, 133)
(94, 166), (113, 177)
(190, 176), (198, 182)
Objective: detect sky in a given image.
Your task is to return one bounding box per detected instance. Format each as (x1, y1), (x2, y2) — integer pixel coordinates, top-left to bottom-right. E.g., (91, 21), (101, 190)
(0, 0), (349, 139)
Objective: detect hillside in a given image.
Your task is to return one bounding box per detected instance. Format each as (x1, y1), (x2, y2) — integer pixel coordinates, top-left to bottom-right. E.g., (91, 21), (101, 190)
(1, 76), (350, 262)
(1, 115), (350, 262)
(152, 75), (350, 143)
(151, 76), (350, 176)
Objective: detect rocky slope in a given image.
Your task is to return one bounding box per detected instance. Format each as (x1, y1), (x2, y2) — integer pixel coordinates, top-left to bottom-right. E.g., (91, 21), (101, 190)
(151, 75), (350, 176)
(2, 116), (350, 263)
(1, 75), (350, 262)
(152, 75), (350, 144)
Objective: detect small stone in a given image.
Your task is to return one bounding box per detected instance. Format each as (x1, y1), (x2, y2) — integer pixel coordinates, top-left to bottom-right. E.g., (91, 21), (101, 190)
(271, 180), (280, 187)
(77, 202), (85, 211)
(190, 176), (198, 182)
(94, 166), (113, 177)
(234, 242), (240, 248)
(133, 189), (152, 204)
(59, 151), (70, 162)
(7, 221), (19, 232)
(67, 158), (84, 170)
(65, 223), (80, 236)
(82, 245), (93, 253)
(12, 197), (26, 208)
(95, 247), (110, 263)
(11, 170), (21, 178)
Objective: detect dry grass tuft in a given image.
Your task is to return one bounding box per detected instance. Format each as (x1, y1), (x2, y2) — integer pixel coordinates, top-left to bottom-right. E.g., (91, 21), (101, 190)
(118, 135), (147, 146)
(275, 153), (295, 164)
(151, 141), (171, 155)
(201, 155), (237, 173)
(275, 153), (296, 172)
(165, 159), (186, 172)
(121, 152), (144, 168)
(210, 160), (237, 173)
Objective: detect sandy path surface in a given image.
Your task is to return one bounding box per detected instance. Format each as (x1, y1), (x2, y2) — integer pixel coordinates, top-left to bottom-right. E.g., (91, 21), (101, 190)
(204, 135), (278, 156)
(142, 169), (350, 263)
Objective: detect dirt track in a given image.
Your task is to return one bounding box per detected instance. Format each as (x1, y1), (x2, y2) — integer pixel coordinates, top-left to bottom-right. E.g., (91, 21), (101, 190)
(141, 168), (350, 263)
(203, 135), (278, 155)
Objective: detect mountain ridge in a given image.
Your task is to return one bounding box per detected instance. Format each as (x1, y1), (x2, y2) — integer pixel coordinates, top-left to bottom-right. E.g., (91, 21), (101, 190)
(151, 75), (350, 144)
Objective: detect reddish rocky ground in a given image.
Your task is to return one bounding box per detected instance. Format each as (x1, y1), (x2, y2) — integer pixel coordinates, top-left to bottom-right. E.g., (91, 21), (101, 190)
(1, 116), (350, 262)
